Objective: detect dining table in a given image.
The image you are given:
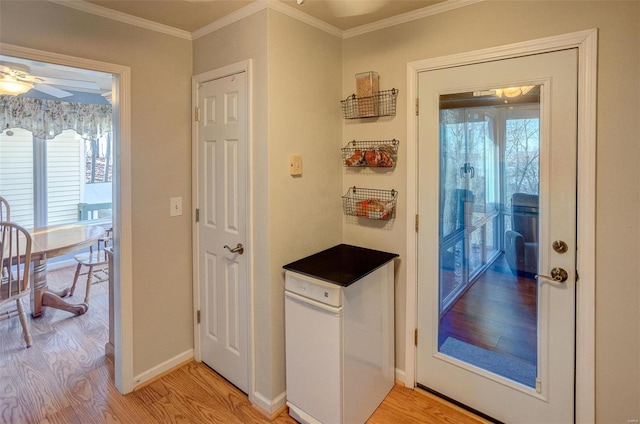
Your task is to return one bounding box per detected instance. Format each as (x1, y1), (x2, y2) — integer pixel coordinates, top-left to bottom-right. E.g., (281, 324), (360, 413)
(28, 223), (107, 317)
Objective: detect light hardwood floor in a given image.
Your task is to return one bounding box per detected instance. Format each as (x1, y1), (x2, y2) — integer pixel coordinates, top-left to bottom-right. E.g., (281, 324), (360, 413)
(0, 265), (490, 423)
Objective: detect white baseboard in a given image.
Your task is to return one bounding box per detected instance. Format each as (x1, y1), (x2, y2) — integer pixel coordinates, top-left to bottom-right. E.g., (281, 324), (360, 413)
(252, 389), (287, 415)
(133, 349), (194, 387)
(133, 357), (401, 412)
(252, 370), (404, 416)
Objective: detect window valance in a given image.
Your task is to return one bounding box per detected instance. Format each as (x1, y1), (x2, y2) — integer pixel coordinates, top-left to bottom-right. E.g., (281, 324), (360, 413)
(0, 95), (112, 141)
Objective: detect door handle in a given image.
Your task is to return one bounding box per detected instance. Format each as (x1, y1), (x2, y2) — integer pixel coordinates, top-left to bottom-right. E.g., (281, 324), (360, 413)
(535, 267), (568, 283)
(459, 163), (475, 178)
(223, 243), (244, 255)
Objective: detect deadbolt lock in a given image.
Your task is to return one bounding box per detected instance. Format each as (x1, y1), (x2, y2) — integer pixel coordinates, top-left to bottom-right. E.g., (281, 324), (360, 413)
(552, 240), (568, 254)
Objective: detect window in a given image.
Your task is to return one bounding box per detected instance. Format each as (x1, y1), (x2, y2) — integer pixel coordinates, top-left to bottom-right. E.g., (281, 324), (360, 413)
(0, 128), (34, 227)
(1, 85), (114, 229)
(502, 107), (540, 233)
(85, 132), (112, 184)
(0, 128), (112, 228)
(504, 108), (540, 201)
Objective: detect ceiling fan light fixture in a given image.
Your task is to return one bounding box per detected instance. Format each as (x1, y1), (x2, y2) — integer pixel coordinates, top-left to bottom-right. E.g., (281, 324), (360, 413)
(328, 0), (388, 18)
(495, 85), (535, 98)
(520, 85), (534, 96)
(0, 75), (33, 96)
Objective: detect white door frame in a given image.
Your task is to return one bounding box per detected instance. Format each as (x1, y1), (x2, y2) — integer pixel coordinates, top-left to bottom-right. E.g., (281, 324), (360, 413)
(0, 43), (135, 394)
(192, 59), (254, 401)
(405, 29), (597, 423)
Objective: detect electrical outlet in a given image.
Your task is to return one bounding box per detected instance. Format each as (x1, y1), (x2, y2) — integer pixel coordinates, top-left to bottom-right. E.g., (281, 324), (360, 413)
(170, 197), (182, 217)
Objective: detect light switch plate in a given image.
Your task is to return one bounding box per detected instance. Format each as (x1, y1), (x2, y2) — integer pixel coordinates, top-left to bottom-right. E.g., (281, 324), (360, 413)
(290, 155), (302, 176)
(170, 197), (182, 217)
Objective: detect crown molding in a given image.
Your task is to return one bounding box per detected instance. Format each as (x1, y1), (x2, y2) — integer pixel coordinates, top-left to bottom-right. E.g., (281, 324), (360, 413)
(266, 0), (343, 38)
(192, 0), (342, 40)
(49, 0), (481, 42)
(47, 0), (193, 40)
(343, 0), (484, 39)
(192, 0), (267, 40)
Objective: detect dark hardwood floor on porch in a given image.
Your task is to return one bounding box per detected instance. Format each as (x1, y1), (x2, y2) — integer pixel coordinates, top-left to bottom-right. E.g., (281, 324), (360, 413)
(439, 254), (538, 365)
(0, 265), (491, 423)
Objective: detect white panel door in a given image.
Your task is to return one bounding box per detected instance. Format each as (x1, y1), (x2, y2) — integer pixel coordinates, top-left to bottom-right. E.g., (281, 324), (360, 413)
(197, 72), (248, 393)
(417, 49), (577, 422)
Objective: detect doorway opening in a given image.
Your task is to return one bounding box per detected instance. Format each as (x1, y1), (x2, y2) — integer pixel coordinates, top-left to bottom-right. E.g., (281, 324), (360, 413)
(0, 44), (134, 394)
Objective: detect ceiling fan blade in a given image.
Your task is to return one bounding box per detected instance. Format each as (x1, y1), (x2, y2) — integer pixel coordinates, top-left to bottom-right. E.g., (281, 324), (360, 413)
(0, 64), (13, 75)
(32, 83), (73, 98)
(38, 76), (100, 90)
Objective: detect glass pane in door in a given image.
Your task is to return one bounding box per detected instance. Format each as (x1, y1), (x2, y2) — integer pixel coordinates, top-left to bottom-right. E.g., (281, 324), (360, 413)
(438, 86), (540, 388)
(439, 109), (469, 308)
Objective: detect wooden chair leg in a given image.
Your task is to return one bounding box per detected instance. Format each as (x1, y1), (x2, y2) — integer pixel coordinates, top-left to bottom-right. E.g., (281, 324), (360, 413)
(84, 265), (94, 304)
(16, 298), (32, 348)
(70, 263), (82, 297)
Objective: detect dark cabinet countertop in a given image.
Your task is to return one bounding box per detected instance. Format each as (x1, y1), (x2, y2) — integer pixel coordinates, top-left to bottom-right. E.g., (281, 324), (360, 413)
(283, 244), (398, 287)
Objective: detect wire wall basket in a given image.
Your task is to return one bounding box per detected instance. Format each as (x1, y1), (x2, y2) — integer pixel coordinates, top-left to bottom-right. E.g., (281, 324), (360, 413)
(342, 139), (399, 168)
(341, 88), (398, 119)
(342, 186), (397, 220)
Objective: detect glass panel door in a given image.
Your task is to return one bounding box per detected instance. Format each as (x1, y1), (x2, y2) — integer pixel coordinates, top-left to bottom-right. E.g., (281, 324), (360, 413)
(417, 48), (578, 423)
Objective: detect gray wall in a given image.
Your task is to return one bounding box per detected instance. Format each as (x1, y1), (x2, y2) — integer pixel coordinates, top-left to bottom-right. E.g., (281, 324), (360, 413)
(342, 1), (640, 421)
(0, 0), (194, 378)
(3, 0), (639, 421)
(193, 8), (343, 405)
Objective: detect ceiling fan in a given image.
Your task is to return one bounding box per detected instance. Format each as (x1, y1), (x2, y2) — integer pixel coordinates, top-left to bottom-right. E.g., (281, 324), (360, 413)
(326, 0), (389, 17)
(294, 0), (390, 18)
(0, 61), (100, 98)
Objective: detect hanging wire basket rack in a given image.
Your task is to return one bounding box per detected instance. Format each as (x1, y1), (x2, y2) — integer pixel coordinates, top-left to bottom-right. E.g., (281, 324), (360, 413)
(342, 186), (397, 220)
(341, 139), (399, 168)
(341, 88), (399, 119)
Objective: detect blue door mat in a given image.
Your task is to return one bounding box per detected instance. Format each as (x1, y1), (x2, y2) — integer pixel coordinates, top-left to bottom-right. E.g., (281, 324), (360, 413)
(440, 337), (536, 388)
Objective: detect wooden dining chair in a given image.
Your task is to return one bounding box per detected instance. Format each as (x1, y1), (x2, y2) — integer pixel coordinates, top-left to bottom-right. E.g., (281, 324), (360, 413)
(0, 221), (33, 348)
(0, 196), (9, 221)
(0, 197), (10, 281)
(69, 228), (112, 304)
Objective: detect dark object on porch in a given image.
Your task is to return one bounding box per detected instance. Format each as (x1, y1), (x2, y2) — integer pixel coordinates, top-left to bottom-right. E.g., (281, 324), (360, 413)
(505, 193), (539, 277)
